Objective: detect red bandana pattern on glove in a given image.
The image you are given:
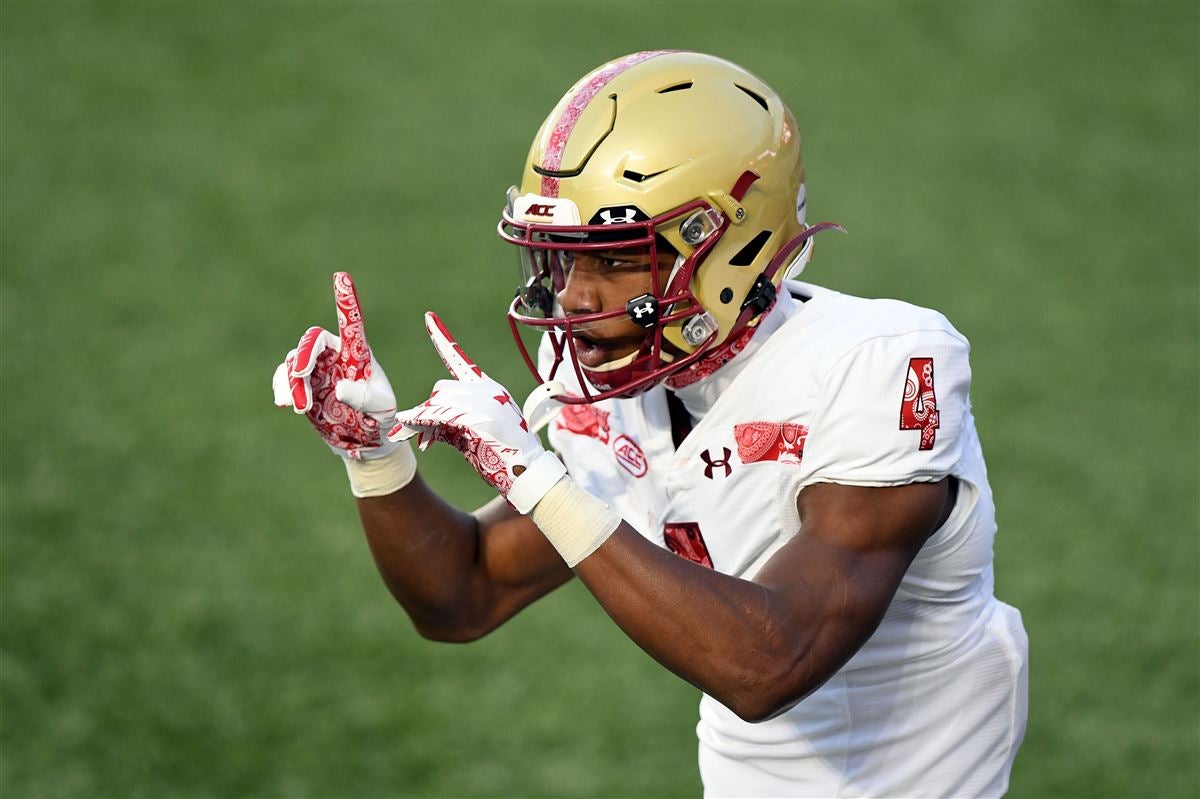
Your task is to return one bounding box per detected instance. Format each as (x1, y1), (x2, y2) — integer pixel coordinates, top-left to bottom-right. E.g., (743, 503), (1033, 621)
(390, 312), (566, 514)
(272, 271), (398, 460)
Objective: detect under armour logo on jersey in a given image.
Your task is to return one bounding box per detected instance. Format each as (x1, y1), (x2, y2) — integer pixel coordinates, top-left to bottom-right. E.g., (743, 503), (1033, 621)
(599, 208), (637, 225)
(625, 294), (659, 328)
(701, 447), (733, 479)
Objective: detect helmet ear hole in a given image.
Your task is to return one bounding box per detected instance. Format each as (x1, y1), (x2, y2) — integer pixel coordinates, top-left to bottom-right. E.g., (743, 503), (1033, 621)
(729, 230), (773, 267)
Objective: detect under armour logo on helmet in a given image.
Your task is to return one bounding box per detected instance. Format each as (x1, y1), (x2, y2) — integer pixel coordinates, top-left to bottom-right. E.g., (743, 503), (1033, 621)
(625, 293), (659, 328)
(701, 447), (733, 480)
(599, 208), (637, 225)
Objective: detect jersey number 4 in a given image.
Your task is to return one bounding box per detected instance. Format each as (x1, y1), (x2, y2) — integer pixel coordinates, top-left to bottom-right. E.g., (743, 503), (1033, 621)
(900, 357), (940, 451)
(664, 522), (714, 569)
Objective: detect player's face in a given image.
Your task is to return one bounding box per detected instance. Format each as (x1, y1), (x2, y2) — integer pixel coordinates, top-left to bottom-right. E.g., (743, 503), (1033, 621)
(557, 246), (675, 368)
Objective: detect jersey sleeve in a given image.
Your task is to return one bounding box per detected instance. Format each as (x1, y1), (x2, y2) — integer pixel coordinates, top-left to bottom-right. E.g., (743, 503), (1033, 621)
(797, 329), (972, 488)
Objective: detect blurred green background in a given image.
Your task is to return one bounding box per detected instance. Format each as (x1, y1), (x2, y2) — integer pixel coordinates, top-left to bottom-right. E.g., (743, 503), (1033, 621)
(2, 1), (1196, 796)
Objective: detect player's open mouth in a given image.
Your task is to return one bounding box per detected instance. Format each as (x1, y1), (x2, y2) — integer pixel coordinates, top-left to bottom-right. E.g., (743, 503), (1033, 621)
(572, 333), (610, 368)
(571, 332), (645, 370)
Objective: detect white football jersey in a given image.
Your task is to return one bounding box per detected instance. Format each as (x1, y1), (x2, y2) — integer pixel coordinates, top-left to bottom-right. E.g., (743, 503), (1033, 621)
(541, 282), (1028, 798)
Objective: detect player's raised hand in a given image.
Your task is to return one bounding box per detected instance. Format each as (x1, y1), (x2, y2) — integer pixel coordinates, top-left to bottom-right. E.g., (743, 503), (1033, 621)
(390, 312), (566, 513)
(424, 310), (487, 382)
(272, 272), (399, 460)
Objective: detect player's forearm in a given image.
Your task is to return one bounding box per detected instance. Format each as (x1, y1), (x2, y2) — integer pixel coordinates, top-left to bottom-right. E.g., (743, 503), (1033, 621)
(354, 473), (573, 642)
(572, 526), (833, 722)
(354, 474), (497, 641)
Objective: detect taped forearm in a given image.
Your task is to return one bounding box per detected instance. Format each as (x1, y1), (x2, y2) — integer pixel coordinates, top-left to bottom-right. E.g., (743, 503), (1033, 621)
(530, 476), (620, 567)
(344, 442), (417, 497)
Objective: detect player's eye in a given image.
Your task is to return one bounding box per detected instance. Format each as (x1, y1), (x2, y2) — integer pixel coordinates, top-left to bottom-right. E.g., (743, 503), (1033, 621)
(599, 256), (638, 270)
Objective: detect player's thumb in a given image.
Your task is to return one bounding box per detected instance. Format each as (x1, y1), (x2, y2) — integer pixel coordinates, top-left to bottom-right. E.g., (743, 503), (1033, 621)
(334, 376), (396, 414)
(334, 379), (371, 410)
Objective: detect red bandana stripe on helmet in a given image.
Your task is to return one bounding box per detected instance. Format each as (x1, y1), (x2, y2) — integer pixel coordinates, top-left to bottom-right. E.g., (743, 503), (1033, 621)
(539, 50), (674, 198)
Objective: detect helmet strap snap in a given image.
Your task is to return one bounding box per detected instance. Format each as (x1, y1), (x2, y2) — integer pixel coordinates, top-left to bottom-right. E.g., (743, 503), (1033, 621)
(740, 273), (777, 316)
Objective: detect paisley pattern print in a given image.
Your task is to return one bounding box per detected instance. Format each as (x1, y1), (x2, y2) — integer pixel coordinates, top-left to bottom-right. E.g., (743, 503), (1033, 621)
(733, 421), (809, 465)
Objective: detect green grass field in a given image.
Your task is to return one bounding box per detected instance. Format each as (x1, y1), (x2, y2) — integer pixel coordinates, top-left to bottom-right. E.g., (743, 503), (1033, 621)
(2, 2), (1197, 796)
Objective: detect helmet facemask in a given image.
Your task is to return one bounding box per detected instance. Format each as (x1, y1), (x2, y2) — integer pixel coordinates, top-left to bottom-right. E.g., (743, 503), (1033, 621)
(502, 189), (729, 403)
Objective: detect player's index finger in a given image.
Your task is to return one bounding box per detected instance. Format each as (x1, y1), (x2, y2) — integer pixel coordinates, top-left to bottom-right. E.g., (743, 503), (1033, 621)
(333, 271), (372, 369)
(333, 271), (367, 338)
(425, 311), (484, 382)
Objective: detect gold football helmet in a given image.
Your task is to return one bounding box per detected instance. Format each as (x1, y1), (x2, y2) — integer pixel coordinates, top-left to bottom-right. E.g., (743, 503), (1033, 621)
(500, 50), (841, 402)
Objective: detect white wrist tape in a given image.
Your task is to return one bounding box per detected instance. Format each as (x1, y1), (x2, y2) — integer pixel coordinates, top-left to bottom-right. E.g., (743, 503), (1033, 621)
(343, 441), (417, 498)
(530, 476), (620, 567)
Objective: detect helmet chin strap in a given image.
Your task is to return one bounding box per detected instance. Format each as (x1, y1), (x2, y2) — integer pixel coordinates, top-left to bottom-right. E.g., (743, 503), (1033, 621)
(783, 235), (815, 281)
(663, 252), (687, 295)
(733, 222), (846, 332)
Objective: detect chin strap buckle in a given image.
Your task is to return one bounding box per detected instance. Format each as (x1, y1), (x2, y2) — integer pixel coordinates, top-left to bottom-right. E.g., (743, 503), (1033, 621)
(740, 273), (777, 316)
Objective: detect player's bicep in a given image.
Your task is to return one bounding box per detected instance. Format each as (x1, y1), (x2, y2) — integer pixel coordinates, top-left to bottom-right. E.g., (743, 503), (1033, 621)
(750, 480), (953, 695)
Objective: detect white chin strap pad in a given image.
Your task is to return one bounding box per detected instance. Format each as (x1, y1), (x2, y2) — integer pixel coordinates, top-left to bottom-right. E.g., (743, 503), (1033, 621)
(781, 236), (815, 281)
(523, 380), (566, 435)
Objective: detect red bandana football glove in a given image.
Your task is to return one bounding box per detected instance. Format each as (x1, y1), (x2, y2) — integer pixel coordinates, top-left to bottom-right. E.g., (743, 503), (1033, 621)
(272, 272), (398, 460)
(389, 312), (566, 513)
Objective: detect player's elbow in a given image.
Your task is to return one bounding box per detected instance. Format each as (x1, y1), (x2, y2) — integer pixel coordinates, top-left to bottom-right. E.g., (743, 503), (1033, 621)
(410, 609), (498, 644)
(413, 621), (489, 644)
(721, 678), (806, 724)
(716, 640), (823, 723)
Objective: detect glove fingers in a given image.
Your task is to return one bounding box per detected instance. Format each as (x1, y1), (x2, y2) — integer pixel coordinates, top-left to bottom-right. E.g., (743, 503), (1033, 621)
(425, 311), (486, 382)
(288, 354), (313, 414)
(333, 272), (373, 379)
(396, 403), (490, 431)
(292, 327), (340, 378)
(272, 356), (296, 407)
(387, 421), (419, 443)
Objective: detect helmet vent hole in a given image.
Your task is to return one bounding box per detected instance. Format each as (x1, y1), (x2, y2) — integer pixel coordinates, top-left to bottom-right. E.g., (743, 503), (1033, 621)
(730, 230), (773, 266)
(657, 81), (693, 94)
(736, 85), (769, 112)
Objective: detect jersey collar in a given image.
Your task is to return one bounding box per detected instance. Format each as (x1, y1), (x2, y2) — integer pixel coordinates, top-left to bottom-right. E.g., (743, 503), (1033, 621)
(670, 287), (804, 422)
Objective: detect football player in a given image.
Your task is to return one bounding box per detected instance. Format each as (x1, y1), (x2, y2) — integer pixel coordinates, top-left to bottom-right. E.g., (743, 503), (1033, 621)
(273, 51), (1028, 798)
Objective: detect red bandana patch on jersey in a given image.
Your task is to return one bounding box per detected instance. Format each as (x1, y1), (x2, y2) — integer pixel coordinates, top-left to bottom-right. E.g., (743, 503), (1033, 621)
(734, 422), (809, 465)
(554, 404), (612, 443)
